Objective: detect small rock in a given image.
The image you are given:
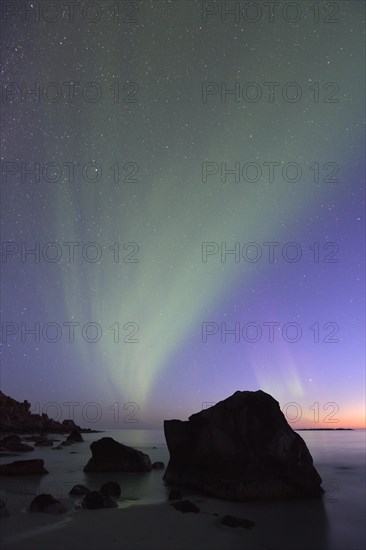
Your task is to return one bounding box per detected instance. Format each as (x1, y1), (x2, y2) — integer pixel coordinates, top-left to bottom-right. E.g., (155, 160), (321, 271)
(152, 461), (165, 470)
(0, 459), (48, 476)
(82, 491), (117, 510)
(221, 515), (255, 529)
(82, 491), (104, 509)
(69, 484), (90, 496)
(171, 500), (200, 513)
(168, 489), (182, 501)
(29, 494), (67, 514)
(0, 435), (34, 452)
(83, 437), (151, 473)
(103, 496), (118, 508)
(100, 481), (121, 498)
(66, 430), (83, 443)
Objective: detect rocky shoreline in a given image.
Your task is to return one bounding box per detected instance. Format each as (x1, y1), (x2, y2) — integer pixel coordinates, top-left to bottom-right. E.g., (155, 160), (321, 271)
(0, 391), (99, 435)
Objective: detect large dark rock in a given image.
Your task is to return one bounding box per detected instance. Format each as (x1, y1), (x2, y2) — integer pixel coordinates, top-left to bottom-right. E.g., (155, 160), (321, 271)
(29, 494), (66, 513)
(0, 459), (48, 476)
(163, 390), (323, 501)
(84, 437), (152, 473)
(0, 435), (34, 452)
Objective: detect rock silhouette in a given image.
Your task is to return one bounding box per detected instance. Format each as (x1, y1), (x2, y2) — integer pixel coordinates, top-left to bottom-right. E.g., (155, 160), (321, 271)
(0, 391), (96, 434)
(152, 461), (165, 470)
(84, 437), (152, 473)
(0, 459), (48, 476)
(0, 435), (34, 452)
(29, 494), (66, 514)
(61, 430), (83, 446)
(163, 390), (323, 501)
(69, 484), (90, 496)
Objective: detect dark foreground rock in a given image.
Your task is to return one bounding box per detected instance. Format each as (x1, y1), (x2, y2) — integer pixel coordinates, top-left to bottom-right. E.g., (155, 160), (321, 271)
(0, 459), (48, 476)
(82, 491), (118, 509)
(221, 515), (255, 529)
(29, 494), (66, 513)
(100, 481), (121, 498)
(84, 437), (152, 473)
(171, 500), (200, 513)
(0, 435), (34, 452)
(163, 390), (323, 501)
(69, 484), (90, 496)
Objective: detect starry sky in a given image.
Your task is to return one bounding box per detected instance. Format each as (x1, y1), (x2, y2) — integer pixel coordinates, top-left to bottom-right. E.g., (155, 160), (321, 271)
(1, 1), (365, 429)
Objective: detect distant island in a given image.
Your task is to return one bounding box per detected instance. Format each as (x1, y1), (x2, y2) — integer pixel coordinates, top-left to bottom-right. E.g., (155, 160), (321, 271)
(295, 428), (354, 431)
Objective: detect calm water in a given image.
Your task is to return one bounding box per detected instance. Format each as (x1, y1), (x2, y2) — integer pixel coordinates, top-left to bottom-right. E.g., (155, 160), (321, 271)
(0, 429), (365, 549)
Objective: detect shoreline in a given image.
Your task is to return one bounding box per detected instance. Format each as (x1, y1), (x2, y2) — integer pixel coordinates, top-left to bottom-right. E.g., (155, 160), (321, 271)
(1, 489), (364, 550)
(0, 496), (328, 550)
(0, 429), (365, 550)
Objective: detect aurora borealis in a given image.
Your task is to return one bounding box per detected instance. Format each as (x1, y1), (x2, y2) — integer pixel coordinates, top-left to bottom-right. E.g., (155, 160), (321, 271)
(1, 1), (364, 429)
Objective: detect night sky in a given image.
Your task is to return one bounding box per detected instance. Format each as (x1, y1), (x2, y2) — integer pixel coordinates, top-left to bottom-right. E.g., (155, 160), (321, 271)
(1, 1), (364, 429)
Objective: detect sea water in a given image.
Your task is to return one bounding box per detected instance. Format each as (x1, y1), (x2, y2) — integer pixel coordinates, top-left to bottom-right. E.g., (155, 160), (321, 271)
(0, 429), (365, 549)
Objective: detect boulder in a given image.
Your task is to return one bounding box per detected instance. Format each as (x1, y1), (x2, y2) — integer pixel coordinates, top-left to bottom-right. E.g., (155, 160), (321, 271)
(152, 461), (165, 470)
(0, 459), (48, 476)
(82, 491), (117, 510)
(163, 390), (323, 501)
(65, 430), (83, 443)
(171, 500), (200, 513)
(0, 435), (34, 452)
(29, 494), (66, 513)
(69, 484), (90, 496)
(100, 481), (121, 498)
(84, 437), (152, 473)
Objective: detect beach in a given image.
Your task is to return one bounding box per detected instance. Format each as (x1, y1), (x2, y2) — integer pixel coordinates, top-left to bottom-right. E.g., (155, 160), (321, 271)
(0, 492), (345, 550)
(1, 429), (365, 550)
